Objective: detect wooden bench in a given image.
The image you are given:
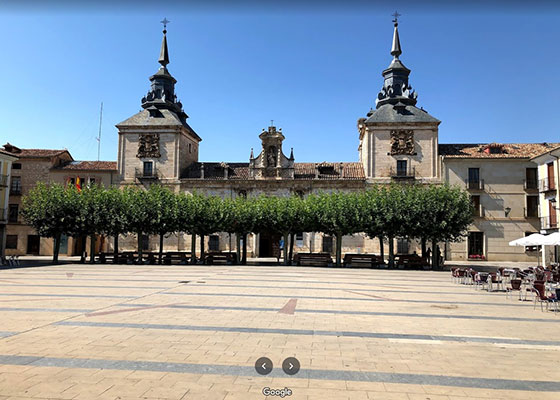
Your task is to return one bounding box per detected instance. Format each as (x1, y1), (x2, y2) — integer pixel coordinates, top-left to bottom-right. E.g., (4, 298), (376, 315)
(396, 254), (428, 269)
(163, 252), (191, 265)
(205, 252), (237, 265)
(343, 253), (384, 268)
(294, 253), (333, 267)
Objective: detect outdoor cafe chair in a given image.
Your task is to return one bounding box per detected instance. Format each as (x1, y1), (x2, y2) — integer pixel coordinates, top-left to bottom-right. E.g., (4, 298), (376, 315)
(532, 282), (557, 312)
(506, 279), (523, 301)
(488, 273), (504, 292)
(474, 273), (488, 291)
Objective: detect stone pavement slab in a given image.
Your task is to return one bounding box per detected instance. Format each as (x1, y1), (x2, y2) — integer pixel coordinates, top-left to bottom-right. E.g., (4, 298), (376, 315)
(0, 264), (558, 399)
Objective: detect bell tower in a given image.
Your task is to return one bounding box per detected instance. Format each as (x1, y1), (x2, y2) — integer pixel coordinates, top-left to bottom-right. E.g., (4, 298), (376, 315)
(359, 15), (441, 183)
(116, 21), (201, 184)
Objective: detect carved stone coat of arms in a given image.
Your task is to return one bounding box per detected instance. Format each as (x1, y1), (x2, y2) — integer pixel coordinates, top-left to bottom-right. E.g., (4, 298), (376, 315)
(137, 133), (161, 158)
(390, 130), (414, 155)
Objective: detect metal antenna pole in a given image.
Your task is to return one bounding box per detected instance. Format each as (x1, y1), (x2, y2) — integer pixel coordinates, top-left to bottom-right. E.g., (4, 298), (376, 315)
(97, 102), (103, 161)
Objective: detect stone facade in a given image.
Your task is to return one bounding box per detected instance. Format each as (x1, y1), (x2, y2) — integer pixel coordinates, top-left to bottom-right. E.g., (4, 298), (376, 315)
(0, 149), (18, 258)
(4, 21), (560, 264)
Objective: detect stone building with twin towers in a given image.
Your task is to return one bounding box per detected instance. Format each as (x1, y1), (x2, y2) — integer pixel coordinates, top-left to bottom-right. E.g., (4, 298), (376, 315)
(114, 18), (555, 263)
(5, 18), (556, 263)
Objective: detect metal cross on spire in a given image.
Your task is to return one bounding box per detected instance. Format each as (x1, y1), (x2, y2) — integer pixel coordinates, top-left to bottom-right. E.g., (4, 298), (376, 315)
(161, 18), (170, 32)
(392, 11), (401, 24)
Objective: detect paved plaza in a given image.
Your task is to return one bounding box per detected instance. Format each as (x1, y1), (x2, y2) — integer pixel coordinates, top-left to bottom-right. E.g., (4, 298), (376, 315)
(0, 264), (559, 400)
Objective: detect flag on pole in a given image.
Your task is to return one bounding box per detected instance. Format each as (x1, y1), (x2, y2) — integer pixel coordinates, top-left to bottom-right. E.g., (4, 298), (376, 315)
(76, 177), (82, 192)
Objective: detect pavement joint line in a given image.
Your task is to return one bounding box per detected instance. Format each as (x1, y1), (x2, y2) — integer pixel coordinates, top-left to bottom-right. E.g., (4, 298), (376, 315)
(0, 307), (93, 313)
(0, 293), (135, 299)
(0, 276), (451, 287)
(0, 354), (558, 392)
(53, 320), (560, 346)
(160, 283), (509, 296)
(0, 283), (171, 290)
(157, 291), (538, 308)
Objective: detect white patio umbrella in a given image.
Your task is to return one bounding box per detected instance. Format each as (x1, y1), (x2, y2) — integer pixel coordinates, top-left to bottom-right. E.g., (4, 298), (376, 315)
(542, 232), (560, 246)
(509, 233), (548, 266)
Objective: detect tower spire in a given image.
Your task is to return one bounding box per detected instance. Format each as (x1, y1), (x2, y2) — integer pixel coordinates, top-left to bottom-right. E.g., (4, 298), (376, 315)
(390, 12), (402, 59)
(374, 13), (418, 109)
(159, 18), (170, 67)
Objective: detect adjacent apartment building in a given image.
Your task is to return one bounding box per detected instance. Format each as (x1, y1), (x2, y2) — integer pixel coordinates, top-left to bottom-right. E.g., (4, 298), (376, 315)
(0, 148), (18, 258)
(2, 143), (117, 257)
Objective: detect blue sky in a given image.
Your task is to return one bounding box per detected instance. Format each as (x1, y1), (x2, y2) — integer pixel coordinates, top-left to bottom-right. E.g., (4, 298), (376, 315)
(1, 3), (559, 163)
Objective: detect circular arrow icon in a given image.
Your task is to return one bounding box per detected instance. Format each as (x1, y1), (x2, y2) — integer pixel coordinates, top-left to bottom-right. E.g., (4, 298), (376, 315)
(282, 357), (300, 375)
(255, 357), (273, 375)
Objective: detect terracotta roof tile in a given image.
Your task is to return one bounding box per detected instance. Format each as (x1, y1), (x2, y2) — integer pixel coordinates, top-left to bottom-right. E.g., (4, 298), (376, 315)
(439, 143), (560, 159)
(182, 162), (365, 180)
(55, 161), (117, 171)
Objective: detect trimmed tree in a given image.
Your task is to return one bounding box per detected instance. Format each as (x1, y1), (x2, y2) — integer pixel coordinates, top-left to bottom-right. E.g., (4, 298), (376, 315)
(21, 183), (78, 264)
(415, 184), (474, 269)
(308, 191), (363, 267)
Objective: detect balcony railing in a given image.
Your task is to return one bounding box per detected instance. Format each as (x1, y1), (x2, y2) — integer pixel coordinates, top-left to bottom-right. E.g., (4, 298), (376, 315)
(473, 204), (485, 218)
(390, 166), (415, 180)
(135, 167), (159, 180)
(539, 178), (556, 192)
(540, 215), (558, 230)
(523, 179), (538, 190)
(0, 175), (8, 187)
(465, 179), (484, 190)
(524, 207), (539, 218)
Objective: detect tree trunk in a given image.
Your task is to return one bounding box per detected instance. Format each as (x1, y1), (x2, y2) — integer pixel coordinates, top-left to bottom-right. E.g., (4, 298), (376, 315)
(432, 239), (438, 270)
(89, 234), (96, 264)
(137, 232), (143, 264)
(113, 235), (119, 264)
(421, 238), (427, 259)
(191, 234), (197, 264)
(336, 233), (342, 267)
(388, 236), (395, 269)
(378, 236), (384, 263)
(80, 235), (87, 263)
(159, 233), (164, 265)
(236, 233), (241, 265)
(200, 234), (205, 264)
(289, 232), (295, 265)
(283, 232), (290, 265)
(242, 233), (248, 264)
(52, 232), (61, 264)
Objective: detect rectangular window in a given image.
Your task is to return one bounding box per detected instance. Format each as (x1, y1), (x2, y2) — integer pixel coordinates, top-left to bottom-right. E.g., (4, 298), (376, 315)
(526, 195), (539, 218)
(322, 236), (333, 254)
(397, 237), (409, 254)
(5, 235), (17, 249)
(548, 162), (556, 190)
(209, 235), (220, 251)
(468, 168), (480, 189)
(525, 168), (538, 189)
(471, 195), (481, 217)
(8, 204), (18, 223)
(12, 163), (21, 170)
(396, 160), (407, 177)
(468, 232), (484, 258)
(143, 161), (153, 177)
(88, 177), (96, 186)
(10, 176), (21, 194)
